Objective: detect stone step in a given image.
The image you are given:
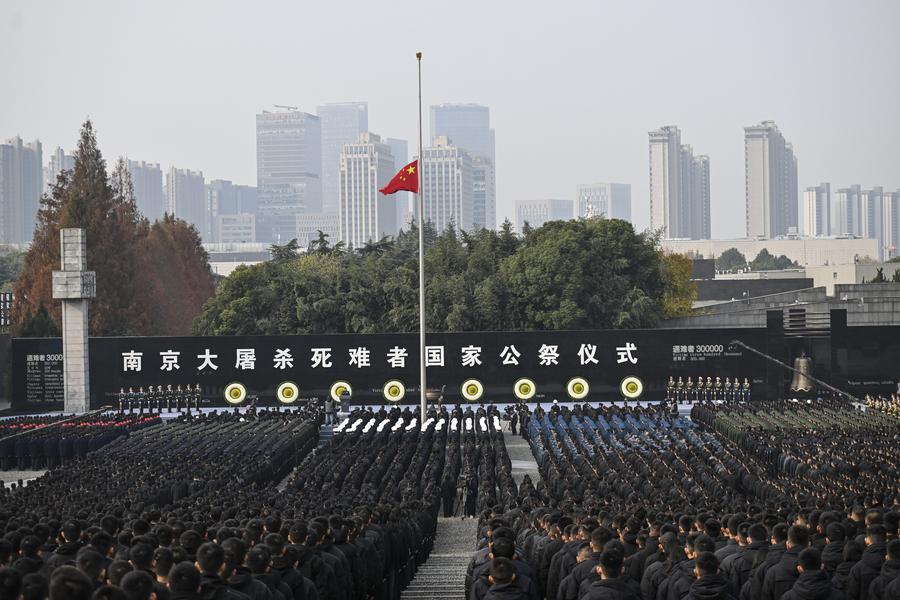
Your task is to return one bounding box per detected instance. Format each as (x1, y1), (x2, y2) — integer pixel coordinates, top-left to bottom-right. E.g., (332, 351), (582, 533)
(400, 516), (477, 600)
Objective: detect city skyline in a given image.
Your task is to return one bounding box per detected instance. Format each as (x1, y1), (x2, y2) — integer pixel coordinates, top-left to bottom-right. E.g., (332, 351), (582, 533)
(2, 1), (897, 239)
(4, 114), (899, 246)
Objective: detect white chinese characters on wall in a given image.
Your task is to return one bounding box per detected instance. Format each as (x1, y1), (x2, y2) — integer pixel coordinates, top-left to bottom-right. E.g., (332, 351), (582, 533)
(120, 342), (638, 372)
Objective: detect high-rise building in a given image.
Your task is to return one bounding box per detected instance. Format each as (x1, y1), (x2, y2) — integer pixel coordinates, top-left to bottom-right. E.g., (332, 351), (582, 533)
(338, 133), (397, 249)
(515, 199), (573, 232)
(317, 102), (368, 215)
(885, 190), (900, 260)
(649, 126), (681, 236)
(420, 136), (474, 234)
(0, 136), (42, 244)
(126, 160), (165, 222)
(216, 214), (256, 244)
(861, 187), (883, 241)
(832, 185), (862, 237)
(166, 167), (207, 237)
(385, 137), (413, 230)
(860, 187), (899, 261)
(744, 121), (799, 238)
(691, 155), (711, 240)
(256, 108), (321, 243)
(649, 126), (709, 239)
(43, 147), (75, 192)
(471, 157), (495, 231)
(206, 180), (258, 242)
(576, 183), (632, 221)
(802, 183), (831, 238)
(296, 213), (341, 247)
(430, 104), (495, 229)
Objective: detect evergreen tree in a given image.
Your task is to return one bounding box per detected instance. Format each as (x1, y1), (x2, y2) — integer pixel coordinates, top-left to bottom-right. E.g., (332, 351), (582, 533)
(18, 302), (60, 337)
(193, 218), (691, 335)
(661, 252), (697, 318)
(12, 120), (214, 336)
(139, 215), (216, 335)
(716, 247), (747, 272)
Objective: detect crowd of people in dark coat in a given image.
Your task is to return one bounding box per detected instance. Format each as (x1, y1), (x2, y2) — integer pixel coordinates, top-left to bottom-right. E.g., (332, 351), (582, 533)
(0, 403), (521, 600)
(0, 414), (159, 471)
(0, 394), (897, 600)
(465, 401), (899, 600)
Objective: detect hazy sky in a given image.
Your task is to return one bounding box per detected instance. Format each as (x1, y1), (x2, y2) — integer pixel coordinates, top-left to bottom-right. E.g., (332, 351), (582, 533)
(2, 0), (898, 238)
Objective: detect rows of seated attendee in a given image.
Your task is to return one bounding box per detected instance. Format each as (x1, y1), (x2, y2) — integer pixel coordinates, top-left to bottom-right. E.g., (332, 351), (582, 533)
(0, 402), (522, 600)
(0, 413), (160, 471)
(465, 401), (899, 600)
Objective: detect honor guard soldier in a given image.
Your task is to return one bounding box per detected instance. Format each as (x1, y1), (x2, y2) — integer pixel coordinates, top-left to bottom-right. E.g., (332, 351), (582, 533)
(175, 384), (184, 413)
(724, 377), (732, 402)
(742, 378), (751, 401)
(686, 377), (694, 403)
(714, 376), (723, 401)
(676, 376), (685, 402)
(695, 376), (704, 402)
(118, 388), (126, 413)
(666, 376), (675, 402)
(165, 384), (174, 413)
(194, 383), (202, 411)
(136, 386), (145, 414)
(705, 377), (713, 401)
(154, 385), (162, 413)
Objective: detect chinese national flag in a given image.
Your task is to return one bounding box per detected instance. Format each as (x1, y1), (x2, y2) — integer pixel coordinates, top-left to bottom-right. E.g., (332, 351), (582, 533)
(379, 160), (418, 195)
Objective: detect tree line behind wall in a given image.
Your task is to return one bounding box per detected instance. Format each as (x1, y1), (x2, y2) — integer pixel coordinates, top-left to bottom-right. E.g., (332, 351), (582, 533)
(192, 218), (696, 336)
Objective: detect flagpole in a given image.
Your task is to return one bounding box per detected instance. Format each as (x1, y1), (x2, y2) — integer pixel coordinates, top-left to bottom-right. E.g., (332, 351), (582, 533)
(416, 51), (426, 426)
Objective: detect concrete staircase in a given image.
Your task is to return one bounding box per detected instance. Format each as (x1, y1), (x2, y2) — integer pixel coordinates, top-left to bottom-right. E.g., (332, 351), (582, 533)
(317, 423), (334, 446)
(401, 517), (477, 600)
(503, 429), (542, 486)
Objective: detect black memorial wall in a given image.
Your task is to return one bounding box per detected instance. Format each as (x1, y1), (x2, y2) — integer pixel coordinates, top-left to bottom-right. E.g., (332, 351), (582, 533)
(12, 327), (771, 409)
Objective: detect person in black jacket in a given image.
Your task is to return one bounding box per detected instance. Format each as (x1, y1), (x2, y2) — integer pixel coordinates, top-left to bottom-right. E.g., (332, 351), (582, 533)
(195, 544), (250, 600)
(168, 562), (203, 600)
(757, 525), (808, 600)
(867, 538), (900, 600)
(221, 539), (271, 600)
(482, 558), (529, 600)
(46, 522), (84, 572)
(822, 524), (847, 577)
(721, 523), (768, 594)
(833, 542), (864, 594)
(120, 571), (157, 600)
(287, 525), (334, 600)
(685, 552), (735, 600)
(0, 568), (22, 600)
(247, 547), (290, 600)
(581, 550), (640, 600)
(659, 534), (716, 600)
(441, 476), (456, 518)
(780, 547), (845, 600)
(847, 525), (887, 600)
(50, 566), (95, 600)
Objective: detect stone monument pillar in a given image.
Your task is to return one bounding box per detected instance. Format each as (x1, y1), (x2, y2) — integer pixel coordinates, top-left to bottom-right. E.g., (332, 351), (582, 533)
(51, 229), (96, 413)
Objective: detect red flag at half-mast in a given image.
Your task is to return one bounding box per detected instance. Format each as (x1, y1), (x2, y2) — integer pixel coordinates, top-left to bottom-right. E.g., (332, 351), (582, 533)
(379, 160), (418, 195)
